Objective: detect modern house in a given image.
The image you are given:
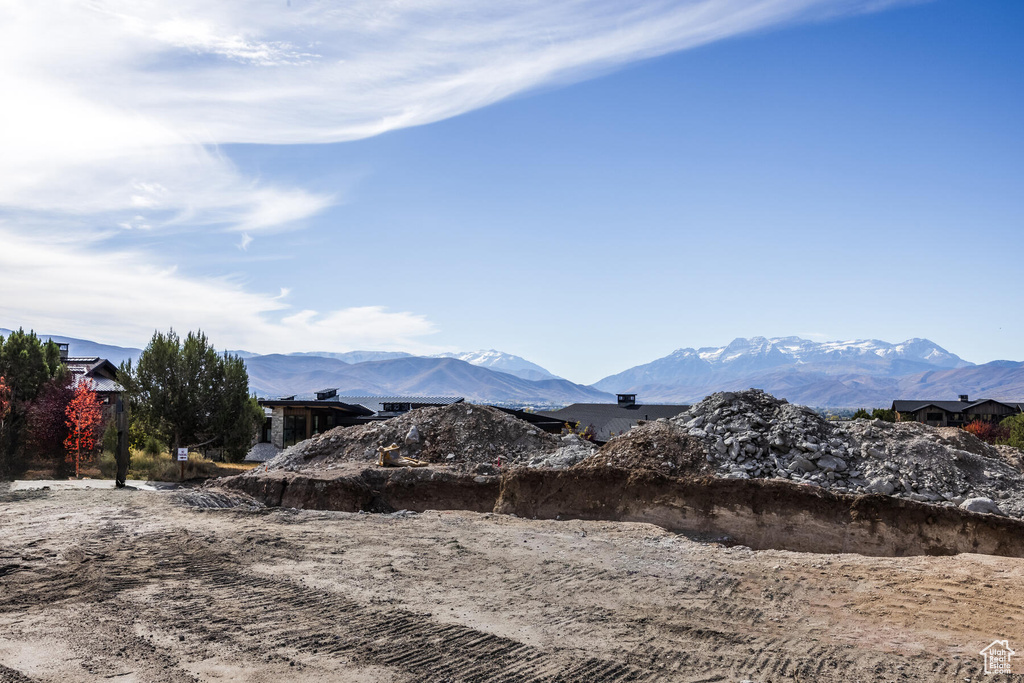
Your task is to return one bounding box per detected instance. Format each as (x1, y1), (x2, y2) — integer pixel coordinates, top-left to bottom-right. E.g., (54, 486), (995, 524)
(538, 394), (690, 443)
(257, 390), (464, 449)
(892, 395), (1024, 428)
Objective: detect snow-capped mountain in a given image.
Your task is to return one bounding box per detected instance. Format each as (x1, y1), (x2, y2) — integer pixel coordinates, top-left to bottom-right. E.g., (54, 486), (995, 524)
(593, 337), (975, 404)
(433, 350), (561, 381)
(675, 336), (971, 374)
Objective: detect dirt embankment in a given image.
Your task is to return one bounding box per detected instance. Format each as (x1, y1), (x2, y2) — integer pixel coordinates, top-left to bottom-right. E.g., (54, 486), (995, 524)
(496, 468), (1024, 558)
(221, 464), (1024, 559)
(227, 394), (1024, 559)
(231, 462), (499, 513)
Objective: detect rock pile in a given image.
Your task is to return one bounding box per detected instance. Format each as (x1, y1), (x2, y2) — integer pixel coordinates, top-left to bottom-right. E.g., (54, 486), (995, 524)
(666, 389), (1024, 518)
(260, 403), (563, 475)
(525, 433), (598, 470)
(248, 390), (1024, 520)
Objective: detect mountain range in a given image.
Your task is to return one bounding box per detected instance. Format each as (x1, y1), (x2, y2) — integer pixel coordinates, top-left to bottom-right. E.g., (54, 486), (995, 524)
(0, 329), (591, 405)
(243, 354), (602, 404)
(3, 328), (1022, 407)
(595, 337), (1024, 407)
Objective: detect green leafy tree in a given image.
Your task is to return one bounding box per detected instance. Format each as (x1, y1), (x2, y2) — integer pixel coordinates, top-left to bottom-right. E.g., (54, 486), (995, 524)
(1001, 414), (1024, 450)
(871, 408), (896, 422)
(119, 330), (262, 462)
(852, 408), (871, 420)
(0, 330), (64, 474)
(0, 329), (63, 404)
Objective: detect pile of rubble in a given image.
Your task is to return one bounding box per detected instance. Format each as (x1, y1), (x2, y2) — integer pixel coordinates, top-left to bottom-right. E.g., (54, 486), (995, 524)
(524, 433), (597, 470)
(574, 420), (708, 478)
(260, 404), (565, 475)
(666, 389), (1024, 518)
(248, 390), (1024, 519)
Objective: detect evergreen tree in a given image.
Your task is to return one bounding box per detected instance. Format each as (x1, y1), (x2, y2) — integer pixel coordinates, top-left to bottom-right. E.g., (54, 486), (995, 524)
(0, 329), (64, 474)
(119, 330), (262, 461)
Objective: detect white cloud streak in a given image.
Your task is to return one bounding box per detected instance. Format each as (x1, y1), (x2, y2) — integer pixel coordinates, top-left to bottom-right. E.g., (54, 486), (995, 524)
(0, 0), (921, 350)
(0, 227), (439, 353)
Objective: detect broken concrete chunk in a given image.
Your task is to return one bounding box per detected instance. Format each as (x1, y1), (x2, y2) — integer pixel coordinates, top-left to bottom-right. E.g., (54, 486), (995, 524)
(960, 497), (1006, 516)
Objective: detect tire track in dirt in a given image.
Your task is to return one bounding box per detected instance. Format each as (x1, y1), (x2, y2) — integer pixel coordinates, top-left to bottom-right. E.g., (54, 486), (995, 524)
(0, 490), (1010, 682)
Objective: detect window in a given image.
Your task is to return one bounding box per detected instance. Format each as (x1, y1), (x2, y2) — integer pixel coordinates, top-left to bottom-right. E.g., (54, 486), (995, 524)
(311, 411), (338, 435)
(926, 412), (944, 422)
(283, 415), (306, 447)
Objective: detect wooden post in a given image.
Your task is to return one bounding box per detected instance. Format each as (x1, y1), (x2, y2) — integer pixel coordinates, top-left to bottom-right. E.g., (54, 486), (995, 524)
(176, 447), (188, 481)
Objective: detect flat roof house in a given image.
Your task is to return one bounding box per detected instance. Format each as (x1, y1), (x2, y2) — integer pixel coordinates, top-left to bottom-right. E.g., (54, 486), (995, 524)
(892, 395), (1024, 428)
(257, 390), (464, 449)
(538, 394), (690, 443)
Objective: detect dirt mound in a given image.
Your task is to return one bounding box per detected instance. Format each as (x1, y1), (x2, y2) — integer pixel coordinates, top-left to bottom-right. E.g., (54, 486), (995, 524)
(574, 420), (709, 477)
(576, 388), (1024, 519)
(259, 403), (561, 474)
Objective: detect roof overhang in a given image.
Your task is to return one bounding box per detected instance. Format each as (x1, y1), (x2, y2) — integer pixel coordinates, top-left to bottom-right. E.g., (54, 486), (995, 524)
(257, 399), (375, 416)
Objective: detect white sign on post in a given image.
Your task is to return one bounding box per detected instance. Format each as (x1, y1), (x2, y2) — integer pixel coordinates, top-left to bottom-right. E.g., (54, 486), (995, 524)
(177, 447), (189, 462)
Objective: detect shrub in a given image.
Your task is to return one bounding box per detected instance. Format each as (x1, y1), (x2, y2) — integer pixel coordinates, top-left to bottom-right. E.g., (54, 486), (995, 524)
(143, 435), (164, 457)
(963, 420), (1009, 445)
(1001, 414), (1024, 450)
(98, 451), (117, 478)
(102, 421), (118, 454)
(562, 421), (597, 443)
(98, 448), (219, 482)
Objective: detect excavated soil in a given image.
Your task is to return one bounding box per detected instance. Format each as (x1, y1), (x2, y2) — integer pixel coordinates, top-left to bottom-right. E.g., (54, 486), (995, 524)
(575, 420), (709, 477)
(224, 464), (1024, 559)
(2, 484), (1023, 682)
(264, 404), (560, 474)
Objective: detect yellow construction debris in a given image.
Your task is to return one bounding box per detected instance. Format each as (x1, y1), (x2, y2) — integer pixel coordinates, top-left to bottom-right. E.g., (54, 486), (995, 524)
(377, 443), (428, 468)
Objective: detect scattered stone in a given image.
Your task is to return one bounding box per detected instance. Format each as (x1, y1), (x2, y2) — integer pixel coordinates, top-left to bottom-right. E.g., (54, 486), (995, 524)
(588, 388), (1024, 519)
(960, 497), (1006, 516)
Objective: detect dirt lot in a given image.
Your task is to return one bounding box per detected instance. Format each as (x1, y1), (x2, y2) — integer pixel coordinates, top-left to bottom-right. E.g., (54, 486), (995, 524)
(1, 483), (1022, 682)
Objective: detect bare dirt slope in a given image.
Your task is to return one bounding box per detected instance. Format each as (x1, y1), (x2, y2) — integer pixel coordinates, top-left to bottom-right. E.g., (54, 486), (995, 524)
(1, 484), (1022, 682)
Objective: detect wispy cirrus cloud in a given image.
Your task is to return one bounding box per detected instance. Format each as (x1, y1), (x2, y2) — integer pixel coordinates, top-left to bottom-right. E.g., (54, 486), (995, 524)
(0, 0), (921, 351)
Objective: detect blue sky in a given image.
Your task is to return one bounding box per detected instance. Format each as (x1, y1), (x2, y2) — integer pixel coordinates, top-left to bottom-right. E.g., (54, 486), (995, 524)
(0, 0), (1021, 384)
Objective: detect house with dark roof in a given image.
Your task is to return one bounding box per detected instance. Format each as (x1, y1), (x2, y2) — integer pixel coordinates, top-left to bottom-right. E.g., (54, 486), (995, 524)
(257, 390), (464, 449)
(892, 395), (1023, 427)
(538, 394), (690, 443)
(58, 343), (124, 408)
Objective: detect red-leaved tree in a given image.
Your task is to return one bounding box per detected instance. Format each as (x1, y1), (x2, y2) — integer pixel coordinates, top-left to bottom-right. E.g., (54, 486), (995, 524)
(963, 420), (1009, 445)
(25, 370), (74, 469)
(64, 379), (104, 477)
(0, 376), (11, 438)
